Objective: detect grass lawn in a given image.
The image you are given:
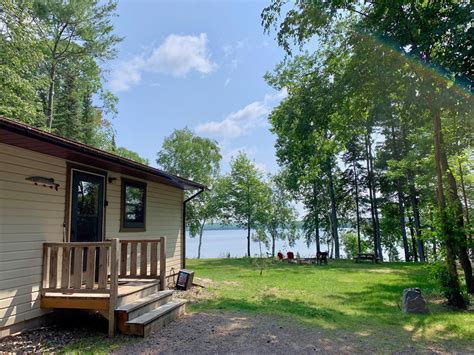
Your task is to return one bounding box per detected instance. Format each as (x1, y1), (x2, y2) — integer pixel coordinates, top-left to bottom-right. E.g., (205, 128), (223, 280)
(187, 258), (473, 347)
(41, 258), (473, 353)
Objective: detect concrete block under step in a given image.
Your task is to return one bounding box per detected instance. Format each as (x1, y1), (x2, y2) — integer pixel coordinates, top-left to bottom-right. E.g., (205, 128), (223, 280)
(116, 290), (174, 321)
(124, 299), (187, 337)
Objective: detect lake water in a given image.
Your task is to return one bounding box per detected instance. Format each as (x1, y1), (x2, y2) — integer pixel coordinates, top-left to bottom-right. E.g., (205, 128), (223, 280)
(185, 229), (341, 259)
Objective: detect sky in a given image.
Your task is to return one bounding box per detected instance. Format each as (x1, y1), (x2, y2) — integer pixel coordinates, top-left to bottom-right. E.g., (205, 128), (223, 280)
(106, 0), (288, 175)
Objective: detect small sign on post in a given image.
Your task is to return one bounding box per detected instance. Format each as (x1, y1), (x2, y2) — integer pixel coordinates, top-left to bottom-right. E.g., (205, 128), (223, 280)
(176, 269), (194, 290)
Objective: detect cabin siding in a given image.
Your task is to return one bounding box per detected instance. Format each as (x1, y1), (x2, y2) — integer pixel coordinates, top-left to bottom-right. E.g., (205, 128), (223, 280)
(104, 173), (184, 277)
(0, 143), (66, 330)
(0, 143), (184, 334)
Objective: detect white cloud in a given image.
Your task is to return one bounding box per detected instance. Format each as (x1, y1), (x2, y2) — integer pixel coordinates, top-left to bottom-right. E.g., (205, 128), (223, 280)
(110, 33), (216, 92)
(195, 89), (288, 141)
(109, 57), (144, 92)
(224, 77), (231, 87)
(147, 33), (216, 77)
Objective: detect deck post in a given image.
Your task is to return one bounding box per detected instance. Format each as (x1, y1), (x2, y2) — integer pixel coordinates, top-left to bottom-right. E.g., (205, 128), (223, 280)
(41, 244), (49, 291)
(159, 237), (166, 291)
(108, 238), (119, 337)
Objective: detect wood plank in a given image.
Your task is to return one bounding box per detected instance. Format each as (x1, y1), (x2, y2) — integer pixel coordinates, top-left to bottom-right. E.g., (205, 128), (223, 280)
(41, 287), (110, 294)
(150, 242), (158, 276)
(109, 238), (120, 337)
(116, 239), (162, 243)
(120, 242), (128, 277)
(159, 237), (166, 291)
(44, 242), (111, 247)
(41, 297), (109, 311)
(85, 246), (96, 289)
(72, 247), (83, 289)
(41, 245), (49, 289)
(130, 242), (137, 276)
(140, 242), (148, 276)
(60, 246), (71, 289)
(98, 246), (108, 289)
(49, 247), (58, 289)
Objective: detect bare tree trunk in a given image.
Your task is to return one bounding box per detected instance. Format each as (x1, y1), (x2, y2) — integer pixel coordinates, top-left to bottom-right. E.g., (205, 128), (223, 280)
(353, 160), (362, 254)
(458, 159), (472, 256)
(408, 170), (425, 262)
(366, 132), (382, 260)
(329, 232), (334, 259)
(391, 124), (410, 262)
(441, 145), (474, 293)
(197, 220), (205, 259)
(397, 186), (410, 262)
(365, 136), (377, 256)
(47, 63), (57, 129)
(368, 142), (382, 260)
(327, 161), (339, 258)
(247, 218), (251, 257)
(408, 214), (419, 262)
(315, 215), (320, 254)
(313, 182), (321, 254)
(433, 112), (466, 307)
(272, 234), (276, 258)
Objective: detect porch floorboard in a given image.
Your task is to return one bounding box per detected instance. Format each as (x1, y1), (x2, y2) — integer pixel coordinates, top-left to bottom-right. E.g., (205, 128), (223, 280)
(41, 279), (160, 311)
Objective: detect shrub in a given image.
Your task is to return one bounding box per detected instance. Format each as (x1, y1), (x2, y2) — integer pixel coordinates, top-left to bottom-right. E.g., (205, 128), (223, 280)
(428, 261), (469, 306)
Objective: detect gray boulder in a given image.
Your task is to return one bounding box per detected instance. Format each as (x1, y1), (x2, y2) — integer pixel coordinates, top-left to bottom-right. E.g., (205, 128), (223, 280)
(402, 288), (429, 314)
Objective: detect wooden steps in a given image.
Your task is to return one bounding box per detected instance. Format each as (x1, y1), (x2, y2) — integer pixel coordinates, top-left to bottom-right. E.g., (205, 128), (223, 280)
(116, 280), (161, 307)
(115, 289), (186, 337)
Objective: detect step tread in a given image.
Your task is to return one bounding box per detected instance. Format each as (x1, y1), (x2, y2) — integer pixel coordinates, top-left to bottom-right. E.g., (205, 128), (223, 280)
(115, 290), (174, 313)
(118, 281), (160, 298)
(125, 299), (186, 326)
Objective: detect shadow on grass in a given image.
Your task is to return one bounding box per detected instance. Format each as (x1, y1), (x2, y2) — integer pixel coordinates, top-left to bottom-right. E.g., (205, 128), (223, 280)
(190, 295), (473, 351)
(190, 258), (430, 274)
(189, 258), (473, 343)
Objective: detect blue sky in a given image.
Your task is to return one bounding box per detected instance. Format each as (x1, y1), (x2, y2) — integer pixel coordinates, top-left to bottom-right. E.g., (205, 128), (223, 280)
(106, 0), (288, 174)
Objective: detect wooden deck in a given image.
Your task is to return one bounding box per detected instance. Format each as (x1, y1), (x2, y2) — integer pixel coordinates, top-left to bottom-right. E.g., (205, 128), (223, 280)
(40, 238), (167, 336)
(41, 279), (160, 309)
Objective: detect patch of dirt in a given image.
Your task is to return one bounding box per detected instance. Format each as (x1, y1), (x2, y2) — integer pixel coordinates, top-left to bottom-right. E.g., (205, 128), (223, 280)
(112, 311), (473, 354)
(173, 281), (217, 304)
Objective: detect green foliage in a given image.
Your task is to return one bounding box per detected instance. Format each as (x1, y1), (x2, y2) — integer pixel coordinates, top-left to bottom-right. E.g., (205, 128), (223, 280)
(157, 128), (222, 258)
(261, 0), (473, 304)
(255, 173), (299, 256)
(379, 203), (402, 262)
(189, 258), (474, 345)
(112, 146), (149, 165)
(220, 152), (271, 256)
(53, 74), (82, 139)
(0, 0), (46, 125)
(0, 0), (121, 148)
(429, 262), (470, 307)
(341, 231), (368, 259)
(157, 128), (221, 185)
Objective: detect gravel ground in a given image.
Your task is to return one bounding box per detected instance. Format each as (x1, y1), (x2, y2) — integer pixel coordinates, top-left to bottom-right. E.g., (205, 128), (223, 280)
(0, 311), (108, 353)
(113, 311), (473, 355)
(1, 286), (471, 355)
(1, 310), (471, 354)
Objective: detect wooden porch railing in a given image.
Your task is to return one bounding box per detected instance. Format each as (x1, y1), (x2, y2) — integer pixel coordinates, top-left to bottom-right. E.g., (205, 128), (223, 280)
(41, 237), (166, 336)
(41, 240), (117, 294)
(118, 237), (166, 291)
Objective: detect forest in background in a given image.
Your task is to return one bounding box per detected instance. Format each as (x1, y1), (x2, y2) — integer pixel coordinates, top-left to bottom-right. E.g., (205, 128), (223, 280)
(0, 0), (148, 164)
(1, 0), (472, 308)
